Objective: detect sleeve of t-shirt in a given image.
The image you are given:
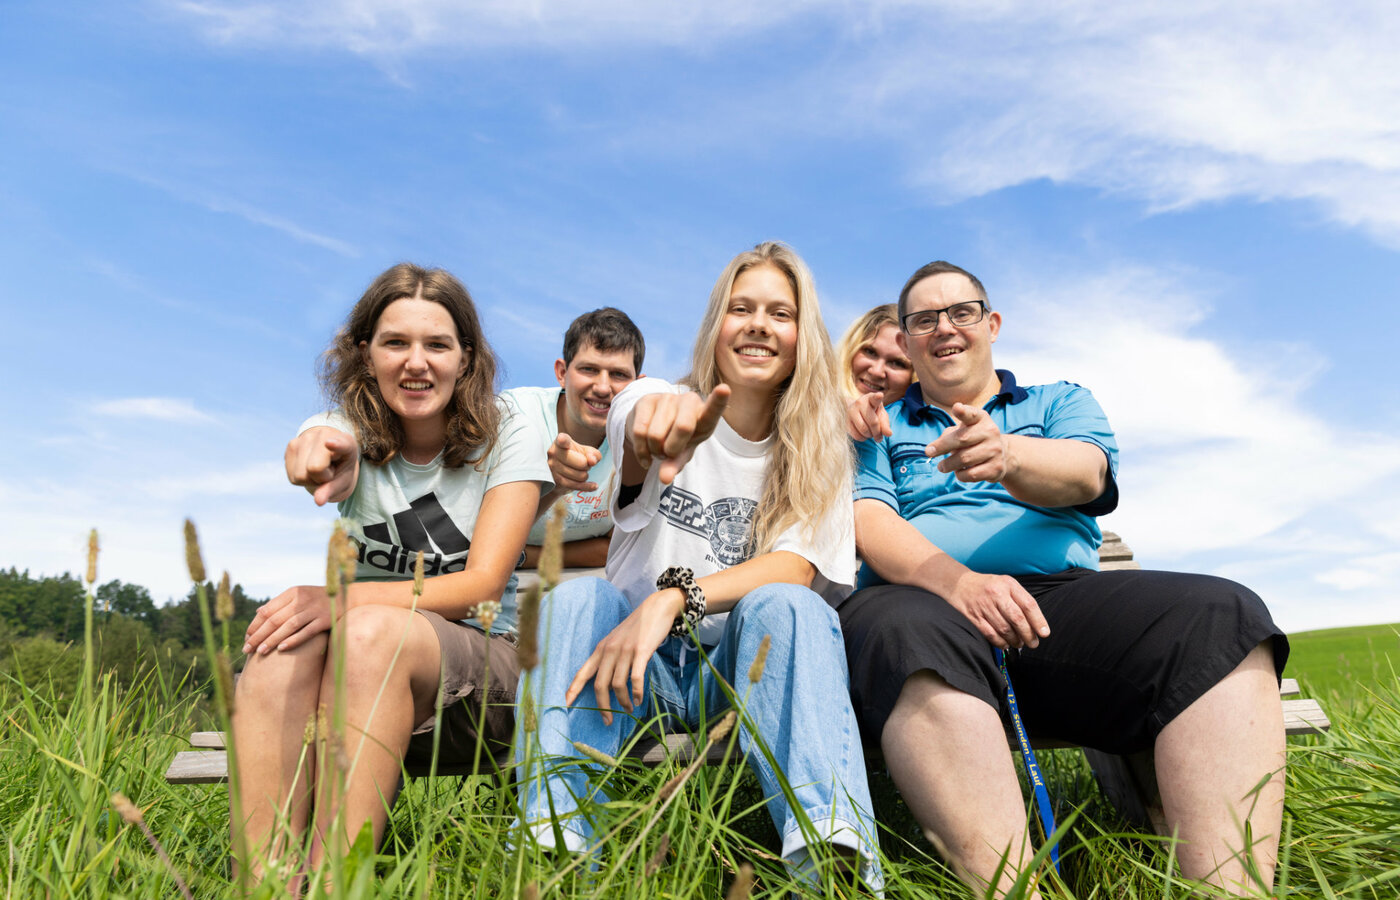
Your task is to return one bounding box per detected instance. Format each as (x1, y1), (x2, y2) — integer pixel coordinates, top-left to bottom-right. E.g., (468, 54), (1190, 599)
(1042, 382), (1120, 516)
(852, 435), (899, 511)
(771, 468), (858, 604)
(297, 410), (353, 437)
(484, 398), (553, 492)
(498, 387), (555, 488)
(605, 377), (684, 534)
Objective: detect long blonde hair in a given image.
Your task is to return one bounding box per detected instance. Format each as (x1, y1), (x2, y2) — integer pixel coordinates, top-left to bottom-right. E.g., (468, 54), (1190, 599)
(835, 303), (903, 401)
(682, 242), (850, 554)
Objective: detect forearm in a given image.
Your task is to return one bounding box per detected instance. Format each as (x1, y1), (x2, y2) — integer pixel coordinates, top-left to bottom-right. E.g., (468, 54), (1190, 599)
(1000, 436), (1107, 508)
(344, 565), (512, 621)
(520, 534), (611, 570)
(854, 499), (971, 599)
(694, 550), (815, 615)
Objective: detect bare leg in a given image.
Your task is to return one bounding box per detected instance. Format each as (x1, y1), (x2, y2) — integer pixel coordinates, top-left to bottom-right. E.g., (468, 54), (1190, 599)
(230, 632), (329, 879)
(308, 605), (442, 862)
(882, 671), (1038, 898)
(1156, 642), (1284, 894)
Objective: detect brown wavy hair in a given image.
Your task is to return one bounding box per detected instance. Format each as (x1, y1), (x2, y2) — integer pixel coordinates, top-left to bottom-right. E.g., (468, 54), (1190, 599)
(319, 263), (500, 469)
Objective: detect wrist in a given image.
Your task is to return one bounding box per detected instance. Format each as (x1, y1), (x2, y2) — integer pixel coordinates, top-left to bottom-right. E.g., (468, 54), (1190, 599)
(655, 566), (705, 637)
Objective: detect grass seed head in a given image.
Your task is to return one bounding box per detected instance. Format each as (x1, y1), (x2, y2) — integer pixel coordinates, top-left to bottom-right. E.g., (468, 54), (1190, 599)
(413, 550), (425, 597)
(571, 741), (620, 768)
(111, 792), (142, 825)
(516, 583), (540, 671)
(86, 528), (99, 587)
(645, 833), (671, 876)
(657, 770), (686, 801)
(183, 519), (206, 584)
(216, 571), (233, 622)
(521, 884), (538, 900)
(747, 634), (771, 684)
(725, 862), (755, 900)
(708, 710), (737, 745)
(539, 499), (566, 590)
(520, 695), (537, 733)
(475, 599), (501, 632)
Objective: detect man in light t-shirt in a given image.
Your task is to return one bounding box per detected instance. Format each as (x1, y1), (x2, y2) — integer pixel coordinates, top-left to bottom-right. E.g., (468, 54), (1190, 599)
(503, 307), (645, 569)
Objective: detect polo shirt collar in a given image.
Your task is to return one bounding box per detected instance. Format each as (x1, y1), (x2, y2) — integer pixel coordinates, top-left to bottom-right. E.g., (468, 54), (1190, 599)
(901, 369), (1029, 423)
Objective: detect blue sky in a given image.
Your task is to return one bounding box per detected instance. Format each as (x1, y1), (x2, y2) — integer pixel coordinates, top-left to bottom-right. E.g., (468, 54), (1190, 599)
(2, 0), (1397, 631)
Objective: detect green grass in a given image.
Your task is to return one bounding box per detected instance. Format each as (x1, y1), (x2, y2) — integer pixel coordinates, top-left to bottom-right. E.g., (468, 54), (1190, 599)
(3, 609), (1399, 898)
(1286, 623), (1400, 709)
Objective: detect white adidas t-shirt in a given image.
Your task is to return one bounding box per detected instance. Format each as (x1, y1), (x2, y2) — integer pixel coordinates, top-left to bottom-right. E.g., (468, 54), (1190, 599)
(500, 385), (615, 546)
(604, 378), (856, 646)
(298, 404), (550, 634)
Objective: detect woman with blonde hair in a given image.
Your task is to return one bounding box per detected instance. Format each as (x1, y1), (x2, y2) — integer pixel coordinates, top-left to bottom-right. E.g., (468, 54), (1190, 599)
(516, 241), (881, 889)
(234, 263), (548, 880)
(836, 303), (914, 405)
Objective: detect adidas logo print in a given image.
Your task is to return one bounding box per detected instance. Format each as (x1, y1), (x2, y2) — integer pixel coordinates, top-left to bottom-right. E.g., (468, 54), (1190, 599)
(355, 492), (470, 577)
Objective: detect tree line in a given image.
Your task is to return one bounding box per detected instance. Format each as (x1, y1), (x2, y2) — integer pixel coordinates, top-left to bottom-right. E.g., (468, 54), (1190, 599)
(0, 567), (264, 697)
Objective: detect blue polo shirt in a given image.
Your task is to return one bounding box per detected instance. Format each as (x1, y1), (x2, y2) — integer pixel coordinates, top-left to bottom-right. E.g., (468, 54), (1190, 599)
(854, 370), (1119, 587)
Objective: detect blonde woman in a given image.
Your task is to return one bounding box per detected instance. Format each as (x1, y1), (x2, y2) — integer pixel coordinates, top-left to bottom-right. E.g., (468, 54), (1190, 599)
(837, 303), (914, 405)
(516, 242), (881, 889)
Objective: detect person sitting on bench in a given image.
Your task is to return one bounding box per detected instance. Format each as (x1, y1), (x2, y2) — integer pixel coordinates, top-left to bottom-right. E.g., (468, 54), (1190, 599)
(238, 264), (548, 882)
(841, 260), (1288, 897)
(502, 307), (644, 569)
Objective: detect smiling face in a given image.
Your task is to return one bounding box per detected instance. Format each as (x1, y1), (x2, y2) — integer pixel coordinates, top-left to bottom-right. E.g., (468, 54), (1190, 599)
(554, 341), (638, 444)
(899, 272), (1001, 405)
(851, 323), (914, 405)
(361, 295), (469, 427)
(714, 263), (799, 395)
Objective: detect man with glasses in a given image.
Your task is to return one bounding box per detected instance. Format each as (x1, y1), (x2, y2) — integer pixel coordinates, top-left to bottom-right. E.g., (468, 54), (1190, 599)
(840, 260), (1289, 897)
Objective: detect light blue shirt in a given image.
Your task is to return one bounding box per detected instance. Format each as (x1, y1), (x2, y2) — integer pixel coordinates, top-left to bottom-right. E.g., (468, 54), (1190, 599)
(853, 370), (1119, 587)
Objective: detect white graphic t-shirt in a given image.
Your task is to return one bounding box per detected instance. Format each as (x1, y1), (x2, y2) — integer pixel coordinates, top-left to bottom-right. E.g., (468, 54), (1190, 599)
(500, 386), (614, 545)
(604, 378), (856, 646)
(298, 404), (550, 634)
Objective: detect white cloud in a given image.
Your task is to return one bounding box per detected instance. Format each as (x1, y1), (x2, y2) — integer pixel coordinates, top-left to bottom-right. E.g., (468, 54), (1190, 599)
(993, 264), (1400, 630)
(93, 397), (215, 423)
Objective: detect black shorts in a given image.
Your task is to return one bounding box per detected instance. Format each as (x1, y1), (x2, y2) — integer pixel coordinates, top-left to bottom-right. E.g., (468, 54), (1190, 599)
(838, 568), (1289, 755)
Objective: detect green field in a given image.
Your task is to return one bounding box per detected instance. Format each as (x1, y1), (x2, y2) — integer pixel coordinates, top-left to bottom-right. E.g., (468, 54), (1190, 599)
(1286, 622), (1400, 708)
(3, 612), (1398, 898)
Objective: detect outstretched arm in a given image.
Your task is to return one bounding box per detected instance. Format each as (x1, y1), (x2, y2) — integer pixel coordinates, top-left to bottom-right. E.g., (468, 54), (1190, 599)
(929, 403), (1107, 508)
(564, 549), (814, 724)
(855, 498), (1048, 651)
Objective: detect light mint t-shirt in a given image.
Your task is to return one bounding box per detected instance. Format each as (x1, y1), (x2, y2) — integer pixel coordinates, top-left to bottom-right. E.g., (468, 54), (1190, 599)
(298, 403), (550, 634)
(500, 385), (615, 545)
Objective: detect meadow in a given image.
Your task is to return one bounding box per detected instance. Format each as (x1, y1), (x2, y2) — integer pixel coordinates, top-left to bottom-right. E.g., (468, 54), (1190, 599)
(2, 534), (1396, 899)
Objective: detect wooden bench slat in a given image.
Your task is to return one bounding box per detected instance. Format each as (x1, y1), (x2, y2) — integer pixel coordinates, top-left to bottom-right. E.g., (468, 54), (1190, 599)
(1283, 698), (1330, 735)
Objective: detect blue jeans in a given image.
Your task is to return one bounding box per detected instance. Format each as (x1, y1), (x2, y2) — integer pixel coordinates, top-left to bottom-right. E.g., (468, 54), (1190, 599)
(515, 577), (881, 888)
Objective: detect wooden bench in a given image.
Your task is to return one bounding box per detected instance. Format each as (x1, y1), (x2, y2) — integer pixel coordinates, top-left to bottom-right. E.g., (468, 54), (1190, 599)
(167, 532), (1330, 831)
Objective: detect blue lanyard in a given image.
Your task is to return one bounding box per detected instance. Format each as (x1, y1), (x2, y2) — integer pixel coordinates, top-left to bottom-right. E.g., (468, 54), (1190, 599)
(995, 647), (1061, 872)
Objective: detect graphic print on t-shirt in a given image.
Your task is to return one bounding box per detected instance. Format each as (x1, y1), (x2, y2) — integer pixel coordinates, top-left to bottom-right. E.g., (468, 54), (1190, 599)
(356, 492), (470, 578)
(657, 485), (756, 566)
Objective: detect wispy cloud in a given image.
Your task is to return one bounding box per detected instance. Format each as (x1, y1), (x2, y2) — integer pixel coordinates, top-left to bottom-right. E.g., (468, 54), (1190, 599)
(93, 397), (216, 423)
(167, 0), (1400, 248)
(119, 169), (358, 257)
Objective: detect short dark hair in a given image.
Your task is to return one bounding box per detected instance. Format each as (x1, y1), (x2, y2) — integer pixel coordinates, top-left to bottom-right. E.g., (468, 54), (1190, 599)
(562, 307), (645, 373)
(896, 261), (990, 323)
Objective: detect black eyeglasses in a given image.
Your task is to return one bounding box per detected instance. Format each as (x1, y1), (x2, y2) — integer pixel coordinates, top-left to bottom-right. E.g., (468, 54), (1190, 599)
(901, 302), (987, 335)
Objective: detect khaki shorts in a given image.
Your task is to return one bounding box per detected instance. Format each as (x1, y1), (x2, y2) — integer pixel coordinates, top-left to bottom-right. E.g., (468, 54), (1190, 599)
(404, 609), (520, 767)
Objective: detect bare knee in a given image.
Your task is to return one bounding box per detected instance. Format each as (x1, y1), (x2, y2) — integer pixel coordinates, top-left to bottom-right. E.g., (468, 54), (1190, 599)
(236, 632), (329, 706)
